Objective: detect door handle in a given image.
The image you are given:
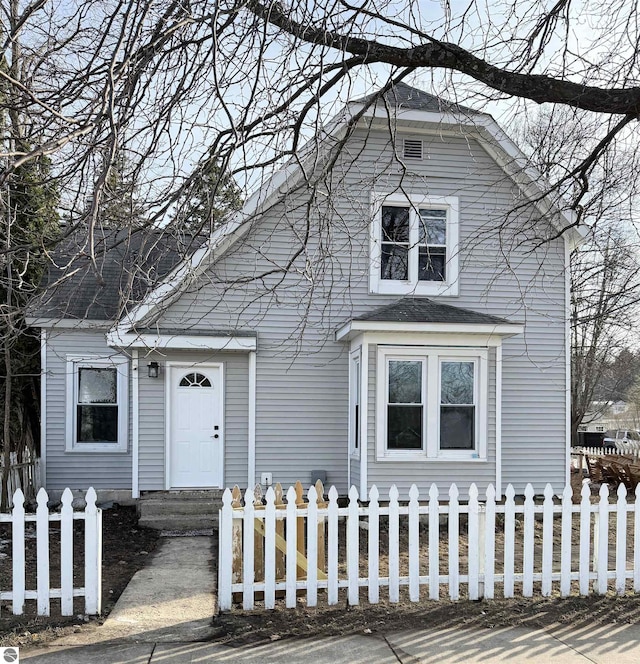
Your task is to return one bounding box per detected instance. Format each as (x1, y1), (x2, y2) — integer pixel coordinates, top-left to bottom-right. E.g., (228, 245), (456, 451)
(212, 434), (219, 439)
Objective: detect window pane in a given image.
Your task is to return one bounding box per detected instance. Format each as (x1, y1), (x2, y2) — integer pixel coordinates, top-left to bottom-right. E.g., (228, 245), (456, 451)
(419, 209), (447, 245)
(77, 405), (118, 442)
(382, 206), (409, 242)
(418, 247), (445, 281)
(389, 360), (422, 403)
(441, 361), (474, 404)
(388, 405), (423, 449)
(381, 244), (408, 280)
(78, 368), (117, 404)
(440, 406), (475, 449)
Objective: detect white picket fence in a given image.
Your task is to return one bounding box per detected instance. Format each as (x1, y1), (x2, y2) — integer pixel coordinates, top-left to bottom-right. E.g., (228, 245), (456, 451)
(219, 482), (640, 611)
(0, 487), (102, 616)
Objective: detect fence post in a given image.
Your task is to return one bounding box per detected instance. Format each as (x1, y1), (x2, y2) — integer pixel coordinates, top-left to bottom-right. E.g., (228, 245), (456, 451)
(522, 484), (535, 598)
(84, 487), (102, 615)
(218, 489), (233, 611)
(484, 484), (496, 600)
(579, 481), (591, 595)
(60, 488), (74, 615)
(560, 485), (573, 597)
(388, 485), (400, 603)
(11, 488), (25, 615)
(242, 487), (256, 610)
(285, 485), (298, 608)
(36, 488), (51, 616)
(503, 484), (516, 598)
(263, 487), (276, 609)
(596, 484), (609, 595)
(307, 484), (318, 607)
(327, 486), (339, 605)
(541, 484), (554, 597)
(408, 484), (420, 602)
(615, 483), (627, 595)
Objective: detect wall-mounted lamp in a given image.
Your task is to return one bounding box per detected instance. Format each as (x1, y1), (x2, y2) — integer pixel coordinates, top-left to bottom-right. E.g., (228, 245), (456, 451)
(147, 361), (160, 379)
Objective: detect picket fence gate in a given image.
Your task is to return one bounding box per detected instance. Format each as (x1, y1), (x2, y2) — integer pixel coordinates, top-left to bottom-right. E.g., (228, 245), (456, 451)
(218, 481), (640, 611)
(0, 487), (102, 616)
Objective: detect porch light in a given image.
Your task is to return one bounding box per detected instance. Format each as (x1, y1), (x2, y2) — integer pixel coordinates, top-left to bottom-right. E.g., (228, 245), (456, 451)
(147, 361), (160, 378)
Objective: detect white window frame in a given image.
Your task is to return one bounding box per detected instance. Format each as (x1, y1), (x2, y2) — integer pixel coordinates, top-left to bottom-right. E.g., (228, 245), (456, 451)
(376, 346), (487, 461)
(349, 349), (362, 458)
(65, 355), (129, 453)
(369, 192), (459, 297)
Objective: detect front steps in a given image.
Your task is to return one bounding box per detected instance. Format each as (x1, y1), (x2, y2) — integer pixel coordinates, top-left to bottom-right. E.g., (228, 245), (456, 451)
(137, 490), (223, 532)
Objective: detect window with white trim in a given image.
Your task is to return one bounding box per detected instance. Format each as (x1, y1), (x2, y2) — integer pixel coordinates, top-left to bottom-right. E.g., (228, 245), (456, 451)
(66, 356), (129, 452)
(377, 346), (487, 460)
(349, 350), (361, 456)
(370, 193), (459, 296)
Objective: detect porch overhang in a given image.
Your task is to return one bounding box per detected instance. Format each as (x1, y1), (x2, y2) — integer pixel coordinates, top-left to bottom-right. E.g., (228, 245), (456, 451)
(336, 319), (524, 342)
(107, 329), (257, 351)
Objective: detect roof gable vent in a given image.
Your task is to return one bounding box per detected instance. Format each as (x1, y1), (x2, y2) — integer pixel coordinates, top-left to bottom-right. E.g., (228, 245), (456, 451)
(403, 139), (423, 160)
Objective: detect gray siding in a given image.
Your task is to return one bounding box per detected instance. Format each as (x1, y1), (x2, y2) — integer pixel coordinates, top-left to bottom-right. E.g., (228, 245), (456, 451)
(151, 126), (567, 493)
(138, 351), (249, 490)
(44, 330), (132, 491)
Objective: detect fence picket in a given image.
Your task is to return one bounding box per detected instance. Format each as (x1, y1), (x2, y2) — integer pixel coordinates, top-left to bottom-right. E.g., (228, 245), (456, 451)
(522, 484), (535, 597)
(218, 489), (233, 611)
(242, 488), (256, 610)
(503, 484), (515, 598)
(596, 484), (609, 594)
(84, 487), (101, 615)
(448, 484), (460, 601)
(327, 486), (339, 605)
(285, 486), (297, 608)
(307, 485), (319, 607)
(347, 486), (360, 606)
(579, 482), (591, 595)
(264, 487), (276, 609)
(428, 484), (439, 600)
(468, 484), (479, 600)
(408, 484), (420, 602)
(368, 485), (380, 605)
(36, 488), (50, 616)
(60, 488), (74, 615)
(541, 484), (554, 597)
(484, 484), (496, 600)
(616, 484), (627, 595)
(560, 485), (573, 597)
(11, 488), (25, 615)
(388, 485), (400, 603)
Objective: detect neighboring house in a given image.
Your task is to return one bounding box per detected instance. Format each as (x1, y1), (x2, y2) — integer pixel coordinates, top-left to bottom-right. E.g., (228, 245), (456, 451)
(27, 83), (583, 501)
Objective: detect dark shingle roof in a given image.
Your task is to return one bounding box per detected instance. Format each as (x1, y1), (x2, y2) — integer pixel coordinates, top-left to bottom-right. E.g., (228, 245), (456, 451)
(354, 297), (513, 326)
(356, 82), (477, 115)
(29, 229), (205, 322)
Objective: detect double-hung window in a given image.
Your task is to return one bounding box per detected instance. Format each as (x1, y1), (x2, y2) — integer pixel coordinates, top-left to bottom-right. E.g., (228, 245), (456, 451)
(371, 193), (459, 296)
(377, 347), (486, 460)
(66, 356), (129, 452)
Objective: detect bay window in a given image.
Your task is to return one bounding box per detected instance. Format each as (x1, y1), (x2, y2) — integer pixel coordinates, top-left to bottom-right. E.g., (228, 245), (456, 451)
(377, 346), (487, 460)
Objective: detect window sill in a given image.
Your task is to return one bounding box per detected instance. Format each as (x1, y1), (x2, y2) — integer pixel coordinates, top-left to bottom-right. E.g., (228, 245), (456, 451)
(370, 280), (459, 297)
(65, 444), (128, 454)
(376, 453), (488, 463)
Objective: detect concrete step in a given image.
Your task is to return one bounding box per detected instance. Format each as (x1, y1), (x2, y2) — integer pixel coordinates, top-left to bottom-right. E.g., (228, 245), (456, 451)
(138, 514), (218, 532)
(139, 499), (221, 517)
(140, 490), (225, 501)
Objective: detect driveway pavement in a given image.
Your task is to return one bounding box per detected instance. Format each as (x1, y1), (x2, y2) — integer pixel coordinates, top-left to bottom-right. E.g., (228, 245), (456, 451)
(19, 534), (640, 663)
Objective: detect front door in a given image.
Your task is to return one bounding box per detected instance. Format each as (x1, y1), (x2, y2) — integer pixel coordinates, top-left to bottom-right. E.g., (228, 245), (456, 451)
(169, 365), (223, 488)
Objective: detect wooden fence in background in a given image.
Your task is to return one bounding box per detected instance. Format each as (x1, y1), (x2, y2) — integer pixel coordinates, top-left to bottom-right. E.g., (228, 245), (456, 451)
(0, 487), (102, 616)
(219, 481), (640, 611)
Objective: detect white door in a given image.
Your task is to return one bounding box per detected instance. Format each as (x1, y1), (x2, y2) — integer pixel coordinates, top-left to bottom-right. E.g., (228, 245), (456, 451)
(169, 366), (223, 488)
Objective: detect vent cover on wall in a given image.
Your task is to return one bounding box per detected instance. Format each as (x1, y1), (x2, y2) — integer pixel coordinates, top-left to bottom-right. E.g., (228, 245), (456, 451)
(403, 139), (423, 159)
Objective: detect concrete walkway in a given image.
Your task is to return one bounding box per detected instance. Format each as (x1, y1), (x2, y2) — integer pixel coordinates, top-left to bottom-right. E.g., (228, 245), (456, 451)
(20, 534), (640, 663)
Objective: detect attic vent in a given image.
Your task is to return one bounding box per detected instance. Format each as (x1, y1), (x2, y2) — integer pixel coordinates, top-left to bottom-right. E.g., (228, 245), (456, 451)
(403, 139), (423, 160)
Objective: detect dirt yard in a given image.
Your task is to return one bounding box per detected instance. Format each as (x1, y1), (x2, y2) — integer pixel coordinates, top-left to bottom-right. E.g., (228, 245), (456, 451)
(0, 505), (159, 648)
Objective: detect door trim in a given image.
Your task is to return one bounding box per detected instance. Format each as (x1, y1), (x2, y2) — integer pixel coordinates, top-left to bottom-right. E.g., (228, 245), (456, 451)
(164, 362), (225, 490)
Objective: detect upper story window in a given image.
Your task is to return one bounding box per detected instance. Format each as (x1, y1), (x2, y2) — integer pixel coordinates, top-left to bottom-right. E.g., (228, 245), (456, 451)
(66, 355), (128, 452)
(370, 193), (459, 297)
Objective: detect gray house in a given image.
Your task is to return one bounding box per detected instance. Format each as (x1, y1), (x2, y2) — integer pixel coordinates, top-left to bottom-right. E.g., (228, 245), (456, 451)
(28, 83), (583, 502)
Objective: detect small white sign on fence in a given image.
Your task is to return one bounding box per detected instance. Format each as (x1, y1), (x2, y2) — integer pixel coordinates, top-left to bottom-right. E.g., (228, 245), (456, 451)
(219, 481), (640, 611)
(0, 487), (102, 617)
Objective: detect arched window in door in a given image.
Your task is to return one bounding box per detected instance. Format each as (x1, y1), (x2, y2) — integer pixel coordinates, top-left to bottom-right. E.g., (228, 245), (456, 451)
(179, 372), (212, 387)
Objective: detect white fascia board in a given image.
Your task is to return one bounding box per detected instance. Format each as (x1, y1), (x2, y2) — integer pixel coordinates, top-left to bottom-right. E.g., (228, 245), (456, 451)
(106, 331), (257, 351)
(25, 317), (112, 330)
(335, 320), (524, 342)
